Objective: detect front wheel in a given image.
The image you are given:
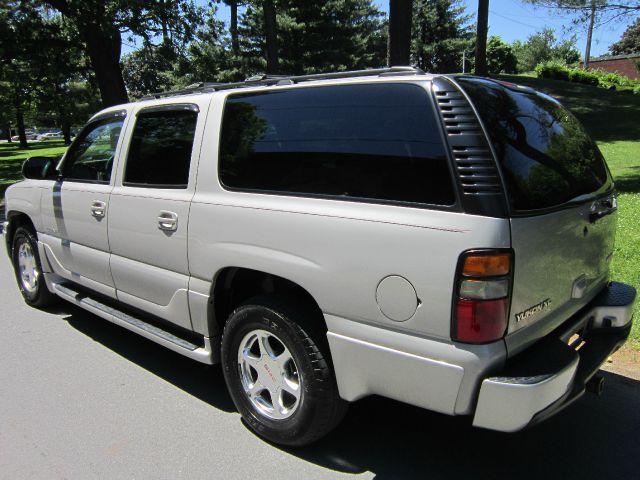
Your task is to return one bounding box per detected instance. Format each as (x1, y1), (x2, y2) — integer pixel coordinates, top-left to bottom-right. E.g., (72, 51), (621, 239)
(221, 296), (347, 446)
(11, 227), (57, 307)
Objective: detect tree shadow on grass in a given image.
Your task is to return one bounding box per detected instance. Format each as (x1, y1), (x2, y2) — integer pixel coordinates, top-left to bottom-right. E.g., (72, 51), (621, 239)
(57, 303), (640, 479)
(615, 175), (640, 194)
(0, 140), (67, 158)
(498, 75), (640, 143)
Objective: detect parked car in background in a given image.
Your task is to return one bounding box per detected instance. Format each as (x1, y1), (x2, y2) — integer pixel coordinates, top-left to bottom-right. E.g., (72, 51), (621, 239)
(10, 132), (39, 141)
(36, 132), (63, 141)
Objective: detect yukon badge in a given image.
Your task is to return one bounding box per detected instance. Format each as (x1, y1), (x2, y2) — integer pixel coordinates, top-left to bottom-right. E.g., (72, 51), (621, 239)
(515, 299), (551, 323)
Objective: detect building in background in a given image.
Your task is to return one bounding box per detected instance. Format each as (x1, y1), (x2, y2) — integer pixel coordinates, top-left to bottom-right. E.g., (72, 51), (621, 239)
(582, 53), (640, 80)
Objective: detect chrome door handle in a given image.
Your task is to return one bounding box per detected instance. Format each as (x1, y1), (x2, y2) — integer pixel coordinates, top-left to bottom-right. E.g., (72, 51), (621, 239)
(90, 200), (106, 218)
(157, 211), (178, 231)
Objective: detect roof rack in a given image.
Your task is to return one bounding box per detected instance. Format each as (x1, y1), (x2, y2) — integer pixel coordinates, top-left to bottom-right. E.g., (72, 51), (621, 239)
(139, 66), (426, 101)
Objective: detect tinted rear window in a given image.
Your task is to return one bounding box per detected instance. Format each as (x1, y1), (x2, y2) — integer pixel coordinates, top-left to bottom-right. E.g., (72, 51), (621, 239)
(219, 83), (455, 206)
(457, 77), (611, 211)
(124, 109), (197, 188)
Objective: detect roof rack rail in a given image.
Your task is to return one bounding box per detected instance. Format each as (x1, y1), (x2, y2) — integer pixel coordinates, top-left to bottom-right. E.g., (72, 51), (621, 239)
(139, 66), (426, 101)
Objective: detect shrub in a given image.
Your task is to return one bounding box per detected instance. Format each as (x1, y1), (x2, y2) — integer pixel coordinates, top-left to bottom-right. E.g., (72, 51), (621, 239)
(634, 85), (640, 95)
(535, 61), (570, 81)
(533, 62), (640, 90)
(590, 69), (634, 88)
(568, 69), (599, 86)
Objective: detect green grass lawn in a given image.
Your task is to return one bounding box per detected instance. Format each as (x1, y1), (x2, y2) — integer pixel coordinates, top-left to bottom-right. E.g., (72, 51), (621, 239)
(500, 75), (640, 349)
(0, 140), (68, 201)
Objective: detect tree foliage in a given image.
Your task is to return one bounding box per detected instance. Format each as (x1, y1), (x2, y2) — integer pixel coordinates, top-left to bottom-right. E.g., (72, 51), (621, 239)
(523, 1), (640, 64)
(610, 17), (640, 54)
(0, 1), (100, 146)
(36, 0), (205, 106)
(411, 0), (472, 73)
(486, 36), (518, 74)
(512, 28), (581, 72)
(237, 0), (386, 75)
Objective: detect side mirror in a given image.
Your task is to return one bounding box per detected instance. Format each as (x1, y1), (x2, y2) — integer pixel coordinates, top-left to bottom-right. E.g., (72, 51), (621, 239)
(22, 156), (59, 180)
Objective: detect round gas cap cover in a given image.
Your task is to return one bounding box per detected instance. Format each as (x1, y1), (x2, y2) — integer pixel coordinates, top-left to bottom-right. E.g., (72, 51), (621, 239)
(376, 275), (419, 322)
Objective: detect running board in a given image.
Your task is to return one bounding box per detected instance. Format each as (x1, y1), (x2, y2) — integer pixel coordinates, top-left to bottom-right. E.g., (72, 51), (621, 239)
(53, 283), (215, 365)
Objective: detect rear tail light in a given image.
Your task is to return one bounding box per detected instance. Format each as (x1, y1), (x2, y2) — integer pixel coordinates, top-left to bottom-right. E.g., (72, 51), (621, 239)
(452, 251), (513, 344)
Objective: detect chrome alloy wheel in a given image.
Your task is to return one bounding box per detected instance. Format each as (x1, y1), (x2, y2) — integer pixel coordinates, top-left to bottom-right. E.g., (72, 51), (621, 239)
(238, 329), (302, 420)
(17, 241), (39, 293)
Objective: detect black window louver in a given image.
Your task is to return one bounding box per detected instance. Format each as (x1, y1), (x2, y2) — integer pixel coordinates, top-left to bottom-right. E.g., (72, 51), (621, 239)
(432, 79), (502, 196)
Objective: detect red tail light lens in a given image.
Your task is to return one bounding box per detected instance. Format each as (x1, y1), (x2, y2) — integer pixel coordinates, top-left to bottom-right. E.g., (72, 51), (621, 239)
(453, 250), (512, 344)
(455, 298), (508, 343)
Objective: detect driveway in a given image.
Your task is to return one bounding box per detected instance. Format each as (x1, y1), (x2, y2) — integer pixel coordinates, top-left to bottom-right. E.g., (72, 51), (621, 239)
(0, 254), (638, 479)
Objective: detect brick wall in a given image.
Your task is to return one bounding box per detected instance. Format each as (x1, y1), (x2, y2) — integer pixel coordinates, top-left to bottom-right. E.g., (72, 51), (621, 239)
(585, 56), (640, 80)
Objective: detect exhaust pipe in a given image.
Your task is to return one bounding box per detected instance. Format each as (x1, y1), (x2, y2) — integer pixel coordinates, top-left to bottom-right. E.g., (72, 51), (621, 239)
(586, 374), (605, 396)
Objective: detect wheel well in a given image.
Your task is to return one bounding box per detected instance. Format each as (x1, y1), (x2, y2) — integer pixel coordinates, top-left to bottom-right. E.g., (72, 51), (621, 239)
(5, 212), (36, 253)
(210, 267), (326, 337)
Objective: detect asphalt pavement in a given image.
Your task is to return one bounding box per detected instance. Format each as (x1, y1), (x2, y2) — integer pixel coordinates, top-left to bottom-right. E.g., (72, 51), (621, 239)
(1, 253), (639, 479)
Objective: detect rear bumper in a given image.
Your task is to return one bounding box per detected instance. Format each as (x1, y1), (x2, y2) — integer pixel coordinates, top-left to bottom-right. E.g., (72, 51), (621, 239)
(473, 281), (636, 432)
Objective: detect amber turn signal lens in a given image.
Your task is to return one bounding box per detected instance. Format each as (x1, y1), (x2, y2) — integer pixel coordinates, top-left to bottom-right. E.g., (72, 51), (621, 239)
(462, 253), (510, 277)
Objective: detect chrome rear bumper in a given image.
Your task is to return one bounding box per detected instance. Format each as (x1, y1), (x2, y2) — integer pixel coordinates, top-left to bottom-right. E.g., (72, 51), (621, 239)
(473, 282), (635, 432)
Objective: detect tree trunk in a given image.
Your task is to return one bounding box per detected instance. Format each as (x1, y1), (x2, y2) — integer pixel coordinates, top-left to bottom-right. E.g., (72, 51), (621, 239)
(263, 0), (278, 74)
(475, 0), (489, 76)
(81, 24), (129, 107)
(230, 0), (239, 56)
(61, 119), (72, 145)
(584, 0), (596, 69)
(160, 0), (169, 42)
(15, 103), (28, 150)
(388, 0), (413, 67)
(5, 125), (11, 143)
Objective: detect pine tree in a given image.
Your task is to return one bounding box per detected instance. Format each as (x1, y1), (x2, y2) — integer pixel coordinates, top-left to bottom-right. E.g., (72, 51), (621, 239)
(412, 0), (473, 73)
(238, 0), (386, 76)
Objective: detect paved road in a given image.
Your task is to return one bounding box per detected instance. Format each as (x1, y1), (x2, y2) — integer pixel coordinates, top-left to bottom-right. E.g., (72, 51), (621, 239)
(0, 254), (639, 479)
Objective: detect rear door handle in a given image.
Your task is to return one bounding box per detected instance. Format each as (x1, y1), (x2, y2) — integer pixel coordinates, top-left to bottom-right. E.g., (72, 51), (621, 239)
(589, 196), (617, 223)
(90, 200), (106, 219)
(157, 211), (178, 231)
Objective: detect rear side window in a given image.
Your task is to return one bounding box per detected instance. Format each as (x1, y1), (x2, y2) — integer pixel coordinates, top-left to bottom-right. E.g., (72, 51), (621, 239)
(457, 77), (611, 211)
(124, 109), (198, 188)
(219, 83), (455, 206)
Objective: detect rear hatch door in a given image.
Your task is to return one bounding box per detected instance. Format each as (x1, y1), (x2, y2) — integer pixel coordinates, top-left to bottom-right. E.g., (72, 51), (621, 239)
(456, 77), (616, 355)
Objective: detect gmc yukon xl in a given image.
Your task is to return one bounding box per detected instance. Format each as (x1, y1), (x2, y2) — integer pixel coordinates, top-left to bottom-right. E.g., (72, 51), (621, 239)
(4, 67), (635, 446)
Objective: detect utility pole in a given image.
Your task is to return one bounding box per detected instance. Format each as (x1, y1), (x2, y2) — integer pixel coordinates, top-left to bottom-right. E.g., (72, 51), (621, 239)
(584, 0), (596, 69)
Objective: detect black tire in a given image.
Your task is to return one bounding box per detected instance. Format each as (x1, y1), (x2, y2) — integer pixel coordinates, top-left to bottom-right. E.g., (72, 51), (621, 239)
(11, 226), (57, 308)
(221, 295), (347, 447)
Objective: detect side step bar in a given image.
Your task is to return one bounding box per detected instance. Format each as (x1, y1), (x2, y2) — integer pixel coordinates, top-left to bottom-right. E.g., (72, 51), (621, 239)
(53, 283), (215, 365)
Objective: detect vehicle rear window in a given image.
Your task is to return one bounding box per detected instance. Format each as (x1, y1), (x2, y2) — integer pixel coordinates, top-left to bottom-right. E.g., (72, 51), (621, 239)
(124, 109), (197, 188)
(456, 77), (611, 211)
(219, 83), (455, 206)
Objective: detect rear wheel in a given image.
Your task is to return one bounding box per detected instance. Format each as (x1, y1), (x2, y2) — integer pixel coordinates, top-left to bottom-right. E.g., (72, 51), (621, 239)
(221, 296), (347, 446)
(11, 227), (57, 307)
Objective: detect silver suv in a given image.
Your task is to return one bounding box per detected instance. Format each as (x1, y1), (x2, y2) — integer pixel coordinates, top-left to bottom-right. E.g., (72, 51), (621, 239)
(3, 68), (636, 446)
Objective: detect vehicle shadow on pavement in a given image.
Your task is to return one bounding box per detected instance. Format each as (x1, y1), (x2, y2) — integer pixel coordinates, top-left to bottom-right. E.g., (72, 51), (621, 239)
(288, 371), (640, 479)
(59, 304), (639, 479)
(61, 305), (236, 413)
